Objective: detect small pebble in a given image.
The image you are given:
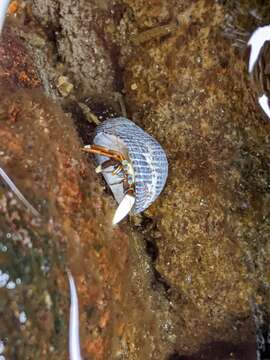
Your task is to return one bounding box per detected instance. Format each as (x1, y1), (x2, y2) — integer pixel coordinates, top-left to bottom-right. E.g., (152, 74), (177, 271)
(19, 311), (27, 324)
(0, 273), (9, 288)
(6, 281), (16, 289)
(56, 76), (74, 97)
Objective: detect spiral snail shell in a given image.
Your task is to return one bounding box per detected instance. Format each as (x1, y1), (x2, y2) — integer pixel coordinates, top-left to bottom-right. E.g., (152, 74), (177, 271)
(83, 117), (168, 224)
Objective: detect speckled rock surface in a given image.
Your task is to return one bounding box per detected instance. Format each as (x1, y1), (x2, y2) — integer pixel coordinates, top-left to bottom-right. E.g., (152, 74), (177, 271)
(0, 24), (176, 360)
(122, 0), (270, 357)
(30, 0), (119, 97)
(2, 0), (270, 359)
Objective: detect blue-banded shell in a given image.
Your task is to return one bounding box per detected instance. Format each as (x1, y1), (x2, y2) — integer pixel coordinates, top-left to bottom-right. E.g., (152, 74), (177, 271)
(93, 117), (168, 214)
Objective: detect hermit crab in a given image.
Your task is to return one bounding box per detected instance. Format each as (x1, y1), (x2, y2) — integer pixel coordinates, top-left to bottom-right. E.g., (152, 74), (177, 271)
(83, 117), (168, 225)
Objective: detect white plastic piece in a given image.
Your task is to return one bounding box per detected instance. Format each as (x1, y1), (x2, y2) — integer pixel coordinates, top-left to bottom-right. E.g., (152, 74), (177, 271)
(258, 94), (270, 119)
(248, 25), (270, 73)
(112, 193), (135, 225)
(67, 270), (82, 360)
(0, 0), (10, 35)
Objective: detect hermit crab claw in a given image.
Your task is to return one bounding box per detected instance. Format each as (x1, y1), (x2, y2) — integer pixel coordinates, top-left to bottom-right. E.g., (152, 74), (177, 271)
(112, 193), (135, 225)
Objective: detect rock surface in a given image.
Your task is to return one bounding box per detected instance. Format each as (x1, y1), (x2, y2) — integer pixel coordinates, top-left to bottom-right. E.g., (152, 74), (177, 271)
(1, 0), (270, 359)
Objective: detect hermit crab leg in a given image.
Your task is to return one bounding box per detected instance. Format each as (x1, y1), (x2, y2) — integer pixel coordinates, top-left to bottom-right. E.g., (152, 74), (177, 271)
(95, 159), (118, 174)
(109, 178), (125, 186)
(84, 143), (136, 224)
(83, 144), (125, 162)
(112, 164), (123, 176)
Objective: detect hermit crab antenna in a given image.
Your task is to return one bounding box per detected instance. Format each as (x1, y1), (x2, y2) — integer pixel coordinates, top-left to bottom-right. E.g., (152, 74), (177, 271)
(0, 0), (10, 35)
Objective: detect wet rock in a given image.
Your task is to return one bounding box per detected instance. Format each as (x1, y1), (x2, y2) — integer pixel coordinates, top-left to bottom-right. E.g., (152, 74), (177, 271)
(0, 27), (41, 89)
(31, 0), (117, 97)
(26, 33), (46, 48)
(0, 25), (175, 360)
(4, 0), (270, 358)
(122, 0), (270, 356)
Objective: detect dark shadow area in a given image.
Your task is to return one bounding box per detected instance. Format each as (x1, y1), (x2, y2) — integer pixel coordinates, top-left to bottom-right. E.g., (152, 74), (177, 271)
(167, 341), (256, 360)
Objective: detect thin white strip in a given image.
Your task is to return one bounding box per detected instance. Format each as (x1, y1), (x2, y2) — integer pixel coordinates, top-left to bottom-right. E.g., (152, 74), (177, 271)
(0, 167), (39, 217)
(67, 270), (82, 360)
(248, 25), (270, 73)
(0, 0), (10, 34)
(258, 94), (270, 119)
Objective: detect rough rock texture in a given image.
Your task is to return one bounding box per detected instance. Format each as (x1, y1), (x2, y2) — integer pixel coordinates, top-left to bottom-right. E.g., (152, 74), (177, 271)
(30, 0), (119, 97)
(122, 0), (270, 357)
(2, 0), (270, 359)
(0, 23), (175, 360)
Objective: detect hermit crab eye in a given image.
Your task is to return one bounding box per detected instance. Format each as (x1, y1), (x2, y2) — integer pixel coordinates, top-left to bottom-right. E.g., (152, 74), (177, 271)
(84, 117), (168, 224)
(127, 175), (133, 185)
